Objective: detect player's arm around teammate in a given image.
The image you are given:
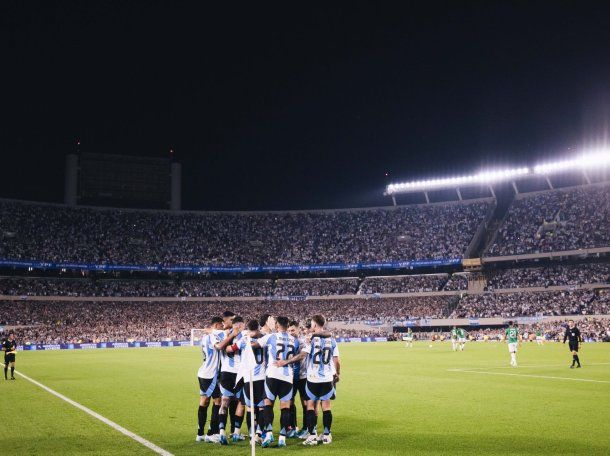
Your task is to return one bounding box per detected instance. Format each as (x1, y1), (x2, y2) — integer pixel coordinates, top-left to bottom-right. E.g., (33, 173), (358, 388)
(277, 315), (339, 446)
(215, 317), (246, 444)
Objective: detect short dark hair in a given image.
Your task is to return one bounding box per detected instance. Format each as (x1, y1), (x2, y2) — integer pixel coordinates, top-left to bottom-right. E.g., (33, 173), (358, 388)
(233, 316), (244, 324)
(222, 310), (235, 318)
(507, 321), (513, 326)
(259, 314), (271, 327)
(568, 319), (575, 323)
(211, 316), (223, 325)
(289, 320), (299, 328)
(247, 319), (259, 331)
(276, 316), (289, 330)
(311, 314), (326, 328)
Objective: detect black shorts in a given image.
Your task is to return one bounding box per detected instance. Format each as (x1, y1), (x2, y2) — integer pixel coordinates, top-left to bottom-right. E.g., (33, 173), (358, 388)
(569, 341), (579, 352)
(241, 379), (265, 408)
(219, 371), (241, 398)
(305, 381), (336, 401)
(264, 377), (293, 402)
(198, 376), (221, 399)
(293, 378), (308, 401)
(4, 354), (15, 364)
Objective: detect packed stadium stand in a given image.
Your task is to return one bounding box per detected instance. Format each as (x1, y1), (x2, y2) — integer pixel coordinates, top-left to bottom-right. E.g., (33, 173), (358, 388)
(485, 263), (610, 289)
(1, 180), (609, 345)
(0, 198), (491, 265)
(487, 184), (610, 256)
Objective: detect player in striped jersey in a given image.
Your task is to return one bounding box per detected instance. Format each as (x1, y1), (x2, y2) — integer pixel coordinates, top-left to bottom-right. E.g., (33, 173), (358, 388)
(232, 319), (266, 444)
(286, 320), (308, 438)
(195, 317), (224, 443)
(253, 316), (300, 448)
(279, 314), (340, 446)
(216, 315), (247, 444)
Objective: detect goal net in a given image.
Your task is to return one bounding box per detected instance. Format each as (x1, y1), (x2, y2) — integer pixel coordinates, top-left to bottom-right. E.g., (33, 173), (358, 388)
(190, 328), (208, 347)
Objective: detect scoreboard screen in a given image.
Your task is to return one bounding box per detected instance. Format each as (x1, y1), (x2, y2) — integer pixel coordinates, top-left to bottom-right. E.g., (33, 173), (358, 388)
(78, 153), (171, 209)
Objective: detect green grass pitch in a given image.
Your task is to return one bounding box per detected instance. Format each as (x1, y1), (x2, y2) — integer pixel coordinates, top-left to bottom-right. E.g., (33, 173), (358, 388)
(1, 341), (609, 455)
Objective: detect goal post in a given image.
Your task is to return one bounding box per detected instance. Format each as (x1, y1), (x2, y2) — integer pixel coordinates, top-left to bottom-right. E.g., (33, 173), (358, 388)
(190, 328), (208, 346)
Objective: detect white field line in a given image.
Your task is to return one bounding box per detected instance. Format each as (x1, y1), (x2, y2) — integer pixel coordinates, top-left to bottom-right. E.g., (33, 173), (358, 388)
(448, 362), (610, 371)
(2, 363), (174, 456)
(447, 363), (610, 384)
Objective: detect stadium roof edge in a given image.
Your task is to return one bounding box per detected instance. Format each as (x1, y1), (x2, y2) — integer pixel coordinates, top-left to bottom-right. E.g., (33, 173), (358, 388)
(386, 150), (610, 196)
(0, 195), (495, 216)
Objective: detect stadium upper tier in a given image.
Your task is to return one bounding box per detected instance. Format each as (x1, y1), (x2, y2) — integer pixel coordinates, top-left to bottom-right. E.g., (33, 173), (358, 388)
(1, 181), (609, 271)
(0, 262), (607, 298)
(0, 198), (491, 267)
(487, 183), (610, 257)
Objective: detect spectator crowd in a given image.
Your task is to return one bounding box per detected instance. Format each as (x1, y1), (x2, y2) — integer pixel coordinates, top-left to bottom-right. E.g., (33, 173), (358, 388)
(2, 296), (452, 344)
(450, 290), (600, 318)
(486, 263), (610, 289)
(0, 199), (490, 266)
(488, 185), (610, 256)
(360, 274), (452, 294)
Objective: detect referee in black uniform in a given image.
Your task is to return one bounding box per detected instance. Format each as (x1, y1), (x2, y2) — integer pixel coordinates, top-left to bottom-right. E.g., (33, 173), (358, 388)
(3, 332), (17, 380)
(563, 320), (583, 369)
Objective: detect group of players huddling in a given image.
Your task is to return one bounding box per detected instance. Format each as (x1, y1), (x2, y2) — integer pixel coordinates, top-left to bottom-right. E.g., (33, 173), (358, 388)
(195, 311), (340, 448)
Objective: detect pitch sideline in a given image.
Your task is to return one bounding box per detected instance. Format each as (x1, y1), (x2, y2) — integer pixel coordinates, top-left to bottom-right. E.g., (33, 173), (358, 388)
(446, 363), (610, 384)
(1, 363), (174, 456)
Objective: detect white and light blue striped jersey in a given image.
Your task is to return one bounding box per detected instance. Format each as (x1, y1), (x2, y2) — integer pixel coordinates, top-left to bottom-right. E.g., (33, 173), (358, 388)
(236, 335), (266, 383)
(197, 329), (224, 379)
(257, 332), (300, 383)
(303, 336), (339, 383)
(219, 331), (243, 374)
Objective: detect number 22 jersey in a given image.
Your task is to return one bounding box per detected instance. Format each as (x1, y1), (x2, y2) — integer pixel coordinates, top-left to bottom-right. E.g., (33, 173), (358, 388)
(257, 332), (300, 383)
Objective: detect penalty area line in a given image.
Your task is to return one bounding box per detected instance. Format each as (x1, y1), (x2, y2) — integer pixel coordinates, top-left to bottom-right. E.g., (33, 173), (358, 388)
(447, 368), (610, 384)
(1, 363), (174, 456)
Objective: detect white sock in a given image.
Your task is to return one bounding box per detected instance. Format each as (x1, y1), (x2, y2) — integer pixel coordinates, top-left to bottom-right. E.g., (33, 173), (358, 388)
(510, 353), (516, 364)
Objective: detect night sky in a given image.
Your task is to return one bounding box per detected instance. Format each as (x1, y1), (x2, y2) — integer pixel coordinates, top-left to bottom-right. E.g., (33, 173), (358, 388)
(2, 2), (610, 210)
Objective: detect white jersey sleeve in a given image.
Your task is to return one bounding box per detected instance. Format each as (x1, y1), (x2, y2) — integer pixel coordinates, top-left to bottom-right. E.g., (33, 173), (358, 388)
(305, 336), (339, 383)
(219, 331), (242, 373)
(197, 330), (223, 379)
(298, 337), (309, 379)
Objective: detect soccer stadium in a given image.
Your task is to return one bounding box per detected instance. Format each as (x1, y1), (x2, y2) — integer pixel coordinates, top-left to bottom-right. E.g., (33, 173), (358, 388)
(2, 3), (610, 456)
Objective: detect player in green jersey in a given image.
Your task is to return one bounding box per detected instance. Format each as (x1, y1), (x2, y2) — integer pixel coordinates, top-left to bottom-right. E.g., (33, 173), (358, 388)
(505, 321), (521, 367)
(456, 327), (467, 351)
(535, 327), (544, 346)
(404, 328), (414, 348)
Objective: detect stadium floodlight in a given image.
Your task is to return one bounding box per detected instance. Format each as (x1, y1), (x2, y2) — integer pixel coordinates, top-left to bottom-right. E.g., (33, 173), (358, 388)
(533, 150), (610, 174)
(385, 167), (530, 195)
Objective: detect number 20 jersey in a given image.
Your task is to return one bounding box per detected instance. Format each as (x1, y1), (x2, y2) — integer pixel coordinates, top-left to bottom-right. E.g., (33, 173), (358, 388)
(257, 332), (300, 383)
(303, 336), (339, 383)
